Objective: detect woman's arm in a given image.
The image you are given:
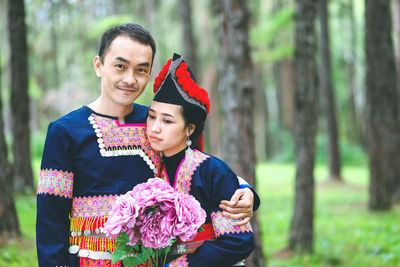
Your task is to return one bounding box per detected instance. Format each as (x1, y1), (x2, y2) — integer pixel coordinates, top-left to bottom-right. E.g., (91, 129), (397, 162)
(168, 158), (255, 267)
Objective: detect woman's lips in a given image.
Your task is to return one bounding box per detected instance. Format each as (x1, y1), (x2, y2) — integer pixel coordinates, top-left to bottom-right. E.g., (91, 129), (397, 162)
(149, 136), (162, 142)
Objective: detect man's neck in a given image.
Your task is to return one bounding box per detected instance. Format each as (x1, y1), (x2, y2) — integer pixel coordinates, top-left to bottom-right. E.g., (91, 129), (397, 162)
(88, 98), (133, 124)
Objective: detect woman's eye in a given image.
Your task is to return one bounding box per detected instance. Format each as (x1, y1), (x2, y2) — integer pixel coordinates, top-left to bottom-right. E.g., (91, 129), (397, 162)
(148, 115), (155, 119)
(164, 120), (172, 124)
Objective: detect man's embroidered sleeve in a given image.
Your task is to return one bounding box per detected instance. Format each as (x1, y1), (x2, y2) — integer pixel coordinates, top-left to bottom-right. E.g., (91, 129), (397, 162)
(36, 122), (74, 267)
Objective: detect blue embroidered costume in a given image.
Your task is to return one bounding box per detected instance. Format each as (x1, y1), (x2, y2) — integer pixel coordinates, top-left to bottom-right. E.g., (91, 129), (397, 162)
(36, 104), (161, 267)
(36, 104), (260, 267)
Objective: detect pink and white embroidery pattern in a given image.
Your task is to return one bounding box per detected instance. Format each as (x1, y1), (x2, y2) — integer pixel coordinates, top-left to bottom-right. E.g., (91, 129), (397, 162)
(174, 150), (209, 194)
(37, 168), (74, 198)
(71, 195), (117, 218)
(211, 211), (253, 238)
(168, 255), (189, 267)
(88, 114), (161, 174)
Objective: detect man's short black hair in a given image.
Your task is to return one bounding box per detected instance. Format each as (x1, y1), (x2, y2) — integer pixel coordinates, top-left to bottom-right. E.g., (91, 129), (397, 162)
(98, 23), (156, 66)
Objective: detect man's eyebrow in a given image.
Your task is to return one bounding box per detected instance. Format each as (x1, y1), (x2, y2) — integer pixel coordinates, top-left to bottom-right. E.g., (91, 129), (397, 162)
(114, 57), (129, 63)
(138, 62), (150, 67)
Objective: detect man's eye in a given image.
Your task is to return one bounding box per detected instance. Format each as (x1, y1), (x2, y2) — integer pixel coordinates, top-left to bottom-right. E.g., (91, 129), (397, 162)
(116, 64), (125, 70)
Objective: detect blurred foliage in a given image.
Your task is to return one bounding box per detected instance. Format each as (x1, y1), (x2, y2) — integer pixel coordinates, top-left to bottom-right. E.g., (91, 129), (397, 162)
(251, 6), (295, 63)
(257, 163), (400, 266)
(0, 0), (371, 168)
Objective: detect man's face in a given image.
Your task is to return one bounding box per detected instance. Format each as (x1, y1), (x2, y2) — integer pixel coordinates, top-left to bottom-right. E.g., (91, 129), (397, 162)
(93, 35), (153, 108)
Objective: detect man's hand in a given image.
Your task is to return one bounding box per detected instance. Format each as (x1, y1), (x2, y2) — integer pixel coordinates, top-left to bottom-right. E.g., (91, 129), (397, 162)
(219, 188), (254, 226)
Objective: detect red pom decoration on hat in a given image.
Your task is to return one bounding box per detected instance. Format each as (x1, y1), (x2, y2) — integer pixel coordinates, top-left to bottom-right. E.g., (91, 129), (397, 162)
(153, 57), (210, 114)
(153, 59), (172, 93)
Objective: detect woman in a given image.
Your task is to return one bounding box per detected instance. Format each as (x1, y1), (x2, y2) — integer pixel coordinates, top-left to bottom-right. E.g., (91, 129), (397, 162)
(146, 53), (255, 267)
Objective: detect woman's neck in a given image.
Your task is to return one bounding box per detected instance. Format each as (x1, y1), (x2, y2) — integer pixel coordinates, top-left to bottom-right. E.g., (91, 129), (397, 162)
(163, 148), (186, 186)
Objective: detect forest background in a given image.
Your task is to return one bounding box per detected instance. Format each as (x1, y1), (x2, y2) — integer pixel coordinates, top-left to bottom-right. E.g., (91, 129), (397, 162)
(1, 0), (400, 266)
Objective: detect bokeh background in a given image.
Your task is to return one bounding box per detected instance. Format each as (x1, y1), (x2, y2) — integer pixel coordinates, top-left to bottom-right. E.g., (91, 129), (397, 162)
(1, 0), (400, 266)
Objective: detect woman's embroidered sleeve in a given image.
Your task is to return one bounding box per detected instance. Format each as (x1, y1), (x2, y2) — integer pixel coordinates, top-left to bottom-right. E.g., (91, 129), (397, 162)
(36, 122), (74, 266)
(184, 159), (255, 267)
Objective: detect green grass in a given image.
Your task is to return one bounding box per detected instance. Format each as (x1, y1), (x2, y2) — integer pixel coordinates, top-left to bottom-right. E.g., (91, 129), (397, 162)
(257, 163), (400, 267)
(2, 162), (400, 267)
(0, 195), (38, 267)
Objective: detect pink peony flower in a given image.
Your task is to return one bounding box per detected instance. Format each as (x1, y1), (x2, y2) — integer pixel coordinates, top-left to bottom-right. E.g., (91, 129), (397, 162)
(126, 178), (174, 210)
(172, 193), (207, 242)
(103, 194), (140, 241)
(137, 208), (173, 249)
(105, 177), (207, 253)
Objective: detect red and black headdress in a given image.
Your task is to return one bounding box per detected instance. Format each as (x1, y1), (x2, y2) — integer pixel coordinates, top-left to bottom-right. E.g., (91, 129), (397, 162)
(153, 53), (210, 115)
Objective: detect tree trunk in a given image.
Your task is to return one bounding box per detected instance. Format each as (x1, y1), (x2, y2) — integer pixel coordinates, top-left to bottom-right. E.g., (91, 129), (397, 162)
(392, 0), (400, 108)
(318, 0), (342, 181)
(346, 0), (365, 146)
(289, 0), (318, 253)
(203, 65), (222, 157)
(215, 1), (265, 266)
(7, 0), (34, 192)
(280, 59), (295, 131)
(50, 0), (60, 90)
(179, 0), (198, 75)
(0, 50), (21, 241)
(254, 66), (269, 162)
(365, 0), (400, 210)
(392, 0), (400, 202)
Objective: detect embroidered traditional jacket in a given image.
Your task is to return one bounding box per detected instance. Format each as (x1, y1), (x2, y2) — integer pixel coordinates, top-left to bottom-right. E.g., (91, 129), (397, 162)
(161, 149), (255, 267)
(36, 104), (161, 267)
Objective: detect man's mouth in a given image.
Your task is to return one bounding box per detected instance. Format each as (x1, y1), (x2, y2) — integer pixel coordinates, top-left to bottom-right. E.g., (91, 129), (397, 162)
(117, 86), (138, 92)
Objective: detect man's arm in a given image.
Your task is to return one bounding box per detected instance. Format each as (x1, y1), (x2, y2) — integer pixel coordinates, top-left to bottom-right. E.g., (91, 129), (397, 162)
(219, 176), (261, 226)
(37, 122), (73, 266)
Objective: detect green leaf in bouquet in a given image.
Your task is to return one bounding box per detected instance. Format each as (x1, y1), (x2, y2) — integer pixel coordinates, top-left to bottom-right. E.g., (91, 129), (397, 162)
(169, 238), (177, 245)
(117, 232), (130, 244)
(122, 256), (148, 266)
(198, 226), (205, 232)
(140, 246), (154, 262)
(111, 246), (127, 263)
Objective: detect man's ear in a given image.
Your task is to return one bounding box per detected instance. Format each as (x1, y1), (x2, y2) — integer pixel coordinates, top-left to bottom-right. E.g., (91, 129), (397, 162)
(93, 56), (102, 78)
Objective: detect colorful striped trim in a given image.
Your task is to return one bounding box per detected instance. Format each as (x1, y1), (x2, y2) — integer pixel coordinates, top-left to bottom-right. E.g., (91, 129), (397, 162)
(211, 211), (253, 237)
(168, 254), (189, 267)
(70, 236), (116, 253)
(37, 168), (74, 199)
(174, 150), (209, 194)
(80, 257), (122, 266)
(70, 195), (118, 235)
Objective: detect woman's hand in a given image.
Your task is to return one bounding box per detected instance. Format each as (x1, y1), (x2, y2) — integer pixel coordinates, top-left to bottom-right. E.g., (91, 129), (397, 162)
(219, 188), (254, 226)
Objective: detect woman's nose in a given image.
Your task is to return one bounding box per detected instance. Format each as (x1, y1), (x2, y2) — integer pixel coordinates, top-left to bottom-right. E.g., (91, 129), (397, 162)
(151, 120), (160, 133)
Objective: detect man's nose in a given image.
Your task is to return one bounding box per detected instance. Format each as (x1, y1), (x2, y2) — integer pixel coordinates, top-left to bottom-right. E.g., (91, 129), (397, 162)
(122, 70), (136, 85)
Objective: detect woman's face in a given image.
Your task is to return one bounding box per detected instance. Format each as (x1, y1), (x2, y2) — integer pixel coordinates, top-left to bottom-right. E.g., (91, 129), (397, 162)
(147, 101), (193, 157)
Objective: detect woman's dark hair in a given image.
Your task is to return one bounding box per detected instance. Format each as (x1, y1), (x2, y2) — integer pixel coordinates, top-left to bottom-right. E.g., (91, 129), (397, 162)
(98, 23), (156, 66)
(181, 105), (207, 150)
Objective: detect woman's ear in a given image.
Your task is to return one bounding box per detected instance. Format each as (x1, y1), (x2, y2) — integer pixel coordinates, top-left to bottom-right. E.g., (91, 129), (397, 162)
(188, 124), (196, 136)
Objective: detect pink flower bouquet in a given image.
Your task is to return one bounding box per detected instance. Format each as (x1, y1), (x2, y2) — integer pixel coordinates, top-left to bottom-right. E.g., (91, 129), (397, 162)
(104, 178), (206, 266)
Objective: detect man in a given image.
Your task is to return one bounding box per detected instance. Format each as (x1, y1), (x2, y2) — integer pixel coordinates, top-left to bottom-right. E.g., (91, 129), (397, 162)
(36, 23), (259, 266)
